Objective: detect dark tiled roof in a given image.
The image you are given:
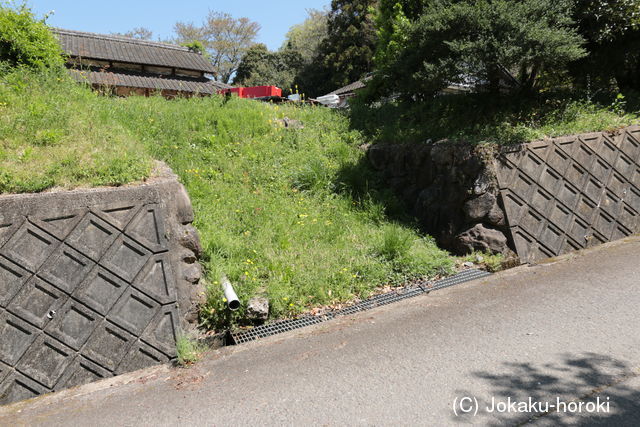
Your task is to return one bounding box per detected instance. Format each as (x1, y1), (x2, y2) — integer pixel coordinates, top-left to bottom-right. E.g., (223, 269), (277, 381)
(53, 28), (216, 73)
(69, 69), (231, 94)
(210, 79), (234, 90)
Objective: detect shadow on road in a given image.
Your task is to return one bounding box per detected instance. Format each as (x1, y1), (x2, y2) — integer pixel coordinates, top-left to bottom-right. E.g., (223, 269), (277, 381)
(453, 353), (640, 426)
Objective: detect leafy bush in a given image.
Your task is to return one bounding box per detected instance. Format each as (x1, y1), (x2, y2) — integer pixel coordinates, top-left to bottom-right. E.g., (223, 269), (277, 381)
(0, 2), (64, 70)
(371, 0), (586, 99)
(233, 43), (302, 89)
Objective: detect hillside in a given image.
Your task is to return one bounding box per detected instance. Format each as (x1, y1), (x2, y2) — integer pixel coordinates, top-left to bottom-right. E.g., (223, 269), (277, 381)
(0, 69), (455, 327)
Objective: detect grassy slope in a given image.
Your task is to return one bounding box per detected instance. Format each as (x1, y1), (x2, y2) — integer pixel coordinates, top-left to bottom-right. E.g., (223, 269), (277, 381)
(7, 71), (636, 328)
(0, 70), (453, 328)
(0, 71), (152, 192)
(121, 92), (454, 327)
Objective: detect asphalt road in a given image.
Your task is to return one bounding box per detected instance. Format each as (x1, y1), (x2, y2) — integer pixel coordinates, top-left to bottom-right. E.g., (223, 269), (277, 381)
(1, 236), (639, 426)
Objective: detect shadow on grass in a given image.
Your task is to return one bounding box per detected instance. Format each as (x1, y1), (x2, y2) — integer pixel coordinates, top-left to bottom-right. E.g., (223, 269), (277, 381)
(347, 90), (640, 147)
(453, 353), (640, 426)
(347, 93), (546, 145)
(334, 154), (419, 228)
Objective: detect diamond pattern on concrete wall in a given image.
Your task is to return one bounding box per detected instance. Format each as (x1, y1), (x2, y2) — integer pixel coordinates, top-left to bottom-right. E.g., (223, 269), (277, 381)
(497, 126), (640, 263)
(0, 203), (179, 406)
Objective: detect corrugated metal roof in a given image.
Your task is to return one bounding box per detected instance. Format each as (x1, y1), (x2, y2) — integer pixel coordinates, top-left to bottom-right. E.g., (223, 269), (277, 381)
(53, 28), (216, 73)
(69, 69), (231, 94)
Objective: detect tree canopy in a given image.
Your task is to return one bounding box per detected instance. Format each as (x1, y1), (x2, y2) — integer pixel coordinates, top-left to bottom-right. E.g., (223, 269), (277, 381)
(320, 0), (378, 92)
(369, 0), (587, 99)
(571, 0), (640, 91)
(174, 11), (260, 84)
(282, 8), (328, 64)
(116, 27), (153, 40)
(294, 0), (378, 97)
(233, 43), (302, 89)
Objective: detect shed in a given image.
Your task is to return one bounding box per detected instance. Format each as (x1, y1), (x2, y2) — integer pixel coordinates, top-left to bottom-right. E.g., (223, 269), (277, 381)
(52, 28), (232, 98)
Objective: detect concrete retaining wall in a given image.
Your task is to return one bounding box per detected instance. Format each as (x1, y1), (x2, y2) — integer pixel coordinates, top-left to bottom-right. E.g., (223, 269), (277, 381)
(0, 164), (205, 405)
(497, 125), (640, 263)
(367, 125), (640, 264)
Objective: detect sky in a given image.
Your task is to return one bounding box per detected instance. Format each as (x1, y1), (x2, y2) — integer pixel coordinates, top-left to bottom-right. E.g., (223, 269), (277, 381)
(29, 0), (330, 50)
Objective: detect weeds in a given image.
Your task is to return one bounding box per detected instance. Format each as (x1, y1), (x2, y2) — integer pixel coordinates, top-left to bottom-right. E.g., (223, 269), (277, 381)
(176, 334), (206, 366)
(460, 251), (505, 273)
(376, 226), (413, 262)
(2, 70), (453, 329)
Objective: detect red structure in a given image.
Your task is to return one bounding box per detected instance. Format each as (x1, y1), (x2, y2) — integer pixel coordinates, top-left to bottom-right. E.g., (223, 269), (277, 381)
(219, 85), (281, 99)
(222, 87), (244, 97)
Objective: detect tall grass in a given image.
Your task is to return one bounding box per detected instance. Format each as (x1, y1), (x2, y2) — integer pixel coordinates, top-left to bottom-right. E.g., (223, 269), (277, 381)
(1, 69), (454, 329)
(6, 70), (637, 329)
(0, 69), (152, 192)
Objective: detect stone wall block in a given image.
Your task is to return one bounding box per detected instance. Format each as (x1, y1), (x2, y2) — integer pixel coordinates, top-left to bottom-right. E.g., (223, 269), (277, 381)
(430, 143), (454, 165)
(367, 142), (512, 257)
(178, 224), (203, 258)
(487, 202), (506, 226)
(366, 144), (390, 171)
(473, 171), (493, 195)
(463, 193), (497, 222)
(454, 224), (509, 254)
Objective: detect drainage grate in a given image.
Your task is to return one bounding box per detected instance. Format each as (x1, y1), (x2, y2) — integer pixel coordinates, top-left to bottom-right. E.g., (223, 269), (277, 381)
(425, 268), (492, 292)
(232, 314), (333, 345)
(230, 269), (491, 345)
(336, 286), (425, 317)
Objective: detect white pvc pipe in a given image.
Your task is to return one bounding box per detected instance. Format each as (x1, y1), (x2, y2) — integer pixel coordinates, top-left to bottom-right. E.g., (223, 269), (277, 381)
(221, 276), (240, 311)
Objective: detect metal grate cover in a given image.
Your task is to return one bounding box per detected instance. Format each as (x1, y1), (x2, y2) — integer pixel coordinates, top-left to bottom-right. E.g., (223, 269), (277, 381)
(231, 269), (491, 345)
(425, 268), (491, 291)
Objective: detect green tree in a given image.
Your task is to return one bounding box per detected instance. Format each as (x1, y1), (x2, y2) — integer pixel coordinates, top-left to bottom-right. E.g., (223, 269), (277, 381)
(371, 0), (586, 99)
(233, 43), (302, 89)
(174, 11), (260, 83)
(282, 8), (328, 64)
(181, 40), (206, 55)
(0, 2), (64, 70)
(571, 0), (640, 91)
(296, 0), (378, 97)
(575, 0), (640, 43)
(374, 0), (428, 71)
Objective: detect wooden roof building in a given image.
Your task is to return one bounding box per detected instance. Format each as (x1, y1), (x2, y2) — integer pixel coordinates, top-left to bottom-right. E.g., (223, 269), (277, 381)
(52, 28), (232, 98)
